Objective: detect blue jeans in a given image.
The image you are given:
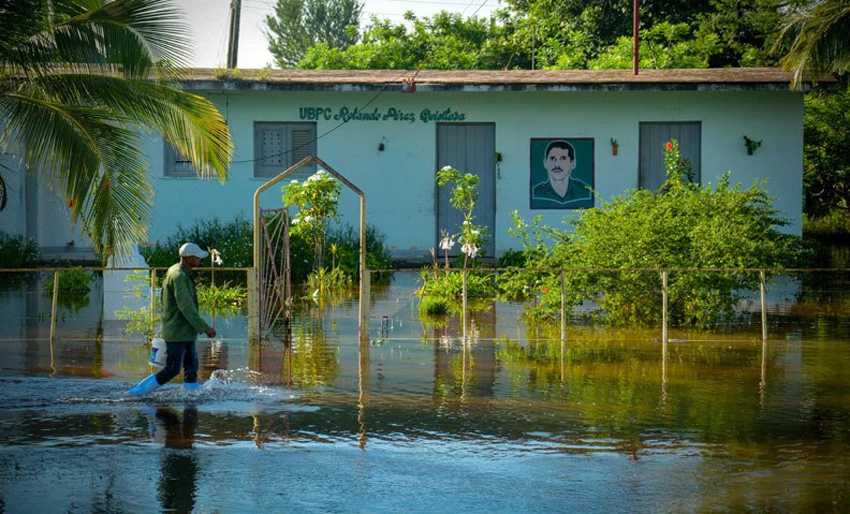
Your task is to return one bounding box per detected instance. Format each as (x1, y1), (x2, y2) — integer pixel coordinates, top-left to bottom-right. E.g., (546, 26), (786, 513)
(155, 340), (199, 384)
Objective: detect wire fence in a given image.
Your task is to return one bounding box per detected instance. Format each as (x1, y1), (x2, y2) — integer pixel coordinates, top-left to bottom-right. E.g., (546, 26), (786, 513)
(1, 266), (849, 343)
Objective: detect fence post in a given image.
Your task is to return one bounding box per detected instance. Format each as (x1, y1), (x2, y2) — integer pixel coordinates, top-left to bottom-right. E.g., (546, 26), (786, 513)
(661, 270), (668, 344)
(359, 269), (371, 343)
(560, 270), (567, 345)
(760, 269), (767, 341)
(248, 267), (259, 341)
(149, 269), (157, 338)
(462, 268), (468, 341)
(661, 269), (668, 384)
(49, 269), (60, 341)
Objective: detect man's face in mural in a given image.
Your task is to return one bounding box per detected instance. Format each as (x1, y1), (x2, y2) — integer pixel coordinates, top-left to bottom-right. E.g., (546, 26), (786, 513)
(544, 145), (575, 194)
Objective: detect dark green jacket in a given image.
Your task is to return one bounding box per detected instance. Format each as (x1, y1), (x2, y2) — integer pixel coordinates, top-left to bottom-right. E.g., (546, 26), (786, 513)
(160, 262), (210, 341)
(531, 177), (593, 207)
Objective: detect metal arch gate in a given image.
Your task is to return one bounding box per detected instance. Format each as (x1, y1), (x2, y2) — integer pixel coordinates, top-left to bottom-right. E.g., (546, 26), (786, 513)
(252, 155), (369, 343)
(256, 207), (291, 341)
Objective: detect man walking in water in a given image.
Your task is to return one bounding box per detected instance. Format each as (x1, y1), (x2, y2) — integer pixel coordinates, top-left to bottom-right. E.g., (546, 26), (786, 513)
(128, 242), (216, 395)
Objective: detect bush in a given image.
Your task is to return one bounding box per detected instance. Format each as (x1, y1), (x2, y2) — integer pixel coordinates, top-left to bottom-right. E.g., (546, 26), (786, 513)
(326, 223), (394, 284)
(508, 141), (804, 328)
(43, 268), (92, 296)
(0, 231), (40, 268)
(141, 214), (253, 285)
(803, 209), (850, 241)
(547, 173), (802, 327)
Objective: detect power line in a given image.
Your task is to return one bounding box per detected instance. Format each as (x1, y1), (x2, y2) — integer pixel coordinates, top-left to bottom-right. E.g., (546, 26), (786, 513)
(229, 70), (415, 165)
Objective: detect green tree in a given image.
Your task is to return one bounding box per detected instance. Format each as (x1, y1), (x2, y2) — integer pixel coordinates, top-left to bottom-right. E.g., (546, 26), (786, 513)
(504, 0), (716, 69)
(300, 12), (509, 70)
(802, 87), (850, 217)
(590, 22), (718, 69)
(266, 0), (362, 68)
(777, 0), (850, 89)
(0, 0), (232, 261)
(695, 0), (787, 67)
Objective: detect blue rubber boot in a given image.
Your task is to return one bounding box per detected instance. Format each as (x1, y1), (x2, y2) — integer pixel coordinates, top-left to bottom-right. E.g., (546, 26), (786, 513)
(128, 373), (162, 396)
(183, 382), (200, 393)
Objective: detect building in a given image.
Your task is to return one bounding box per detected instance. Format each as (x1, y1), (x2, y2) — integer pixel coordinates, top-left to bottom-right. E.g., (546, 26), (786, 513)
(0, 68), (826, 263)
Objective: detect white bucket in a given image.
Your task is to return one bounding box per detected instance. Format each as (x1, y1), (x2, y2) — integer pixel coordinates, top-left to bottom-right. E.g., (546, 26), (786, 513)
(149, 338), (167, 367)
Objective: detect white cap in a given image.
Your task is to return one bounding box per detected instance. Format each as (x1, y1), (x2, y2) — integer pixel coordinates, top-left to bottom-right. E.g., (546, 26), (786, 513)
(179, 242), (209, 259)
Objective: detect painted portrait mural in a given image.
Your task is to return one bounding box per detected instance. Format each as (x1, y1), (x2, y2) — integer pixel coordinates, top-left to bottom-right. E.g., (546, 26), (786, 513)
(529, 138), (594, 209)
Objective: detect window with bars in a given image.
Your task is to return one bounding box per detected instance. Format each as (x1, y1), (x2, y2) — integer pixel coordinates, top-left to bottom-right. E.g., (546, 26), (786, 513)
(163, 142), (197, 177)
(254, 122), (317, 179)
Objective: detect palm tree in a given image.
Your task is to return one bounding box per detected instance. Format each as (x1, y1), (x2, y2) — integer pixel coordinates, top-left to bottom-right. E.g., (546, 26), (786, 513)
(778, 0), (850, 89)
(0, 0), (232, 260)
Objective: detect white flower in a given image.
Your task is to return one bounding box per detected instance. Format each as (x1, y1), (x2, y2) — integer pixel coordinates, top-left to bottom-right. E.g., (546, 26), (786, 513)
(461, 243), (479, 258)
(209, 248), (223, 265)
(290, 179), (299, 184)
(439, 236), (455, 250)
(440, 165), (453, 172)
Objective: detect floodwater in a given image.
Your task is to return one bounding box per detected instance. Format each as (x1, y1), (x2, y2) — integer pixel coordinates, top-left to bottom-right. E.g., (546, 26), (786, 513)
(2, 272), (850, 513)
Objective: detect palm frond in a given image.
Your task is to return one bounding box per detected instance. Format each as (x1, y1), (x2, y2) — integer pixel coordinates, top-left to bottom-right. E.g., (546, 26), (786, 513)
(777, 0), (850, 88)
(0, 0), (232, 260)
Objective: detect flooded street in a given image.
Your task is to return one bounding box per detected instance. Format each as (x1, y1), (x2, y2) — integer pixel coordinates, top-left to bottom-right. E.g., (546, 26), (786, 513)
(2, 272), (850, 512)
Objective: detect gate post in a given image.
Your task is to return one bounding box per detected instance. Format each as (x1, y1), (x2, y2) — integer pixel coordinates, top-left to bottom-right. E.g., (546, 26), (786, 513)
(248, 266), (260, 341)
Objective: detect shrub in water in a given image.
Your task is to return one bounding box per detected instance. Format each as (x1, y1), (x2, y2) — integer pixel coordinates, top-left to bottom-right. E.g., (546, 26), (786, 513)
(0, 231), (40, 268)
(141, 214), (253, 286)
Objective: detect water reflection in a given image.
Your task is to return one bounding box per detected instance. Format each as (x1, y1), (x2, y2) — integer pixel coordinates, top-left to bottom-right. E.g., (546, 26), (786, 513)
(154, 405), (198, 513)
(2, 271), (850, 511)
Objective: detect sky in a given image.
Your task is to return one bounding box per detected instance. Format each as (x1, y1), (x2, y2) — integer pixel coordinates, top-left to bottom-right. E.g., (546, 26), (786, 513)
(179, 0), (504, 69)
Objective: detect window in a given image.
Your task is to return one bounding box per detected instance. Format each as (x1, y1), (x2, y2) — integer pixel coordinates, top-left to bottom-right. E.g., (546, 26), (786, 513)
(254, 122), (317, 179)
(163, 141), (197, 177)
(639, 122), (701, 191)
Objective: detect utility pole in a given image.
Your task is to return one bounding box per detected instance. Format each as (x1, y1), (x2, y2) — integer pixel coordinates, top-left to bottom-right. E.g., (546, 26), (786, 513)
(633, 0), (640, 75)
(227, 0), (242, 69)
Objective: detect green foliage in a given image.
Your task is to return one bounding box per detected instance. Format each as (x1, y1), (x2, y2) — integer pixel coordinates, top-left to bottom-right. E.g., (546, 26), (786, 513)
(804, 209), (850, 240)
(590, 23), (718, 69)
(0, 0), (232, 261)
(498, 211), (555, 301)
(325, 223), (394, 284)
(695, 0), (786, 67)
(198, 283), (247, 315)
(140, 214), (253, 285)
(508, 139), (803, 328)
(282, 170), (341, 271)
(419, 165), (494, 307)
(0, 232), (40, 268)
(418, 295), (450, 316)
(266, 0), (362, 68)
(776, 0), (850, 88)
(43, 268), (92, 298)
(803, 87), (850, 217)
(306, 266), (351, 296)
(436, 166), (486, 267)
(298, 1), (785, 71)
(300, 12), (510, 70)
(418, 266), (496, 301)
(114, 271), (159, 337)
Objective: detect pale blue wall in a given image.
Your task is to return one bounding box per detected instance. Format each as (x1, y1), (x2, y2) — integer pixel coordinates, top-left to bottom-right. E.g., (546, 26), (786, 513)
(142, 88), (804, 260)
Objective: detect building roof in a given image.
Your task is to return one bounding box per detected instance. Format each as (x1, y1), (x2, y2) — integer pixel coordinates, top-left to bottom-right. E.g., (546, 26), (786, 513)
(184, 67), (835, 93)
